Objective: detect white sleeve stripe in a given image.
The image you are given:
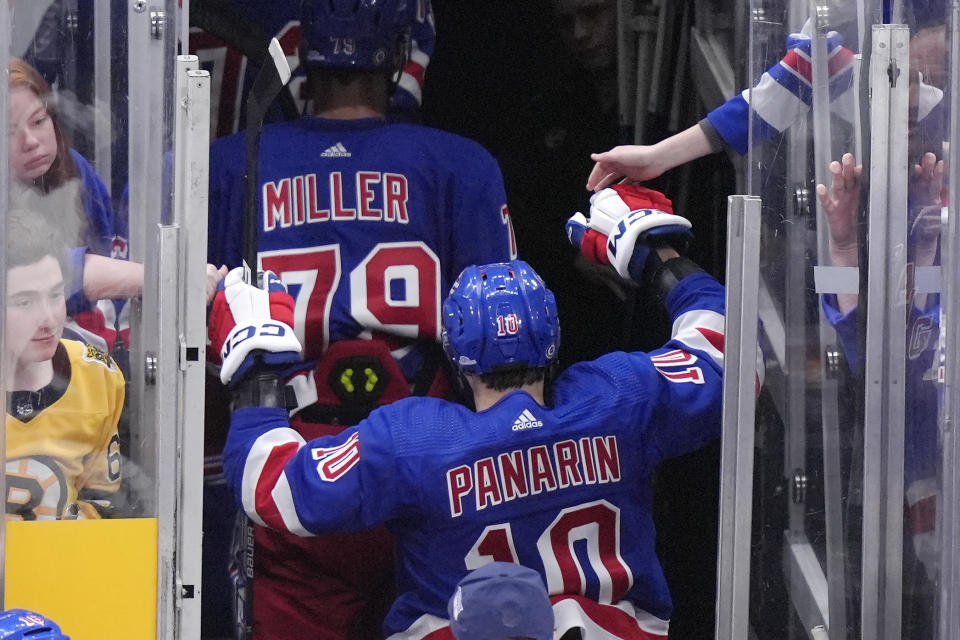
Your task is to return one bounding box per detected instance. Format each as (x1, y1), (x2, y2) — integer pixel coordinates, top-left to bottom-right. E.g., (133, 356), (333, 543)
(242, 427), (306, 527)
(777, 59), (810, 85)
(386, 597), (670, 639)
(385, 613), (449, 640)
(741, 73), (809, 133)
(671, 309), (725, 367)
(288, 370), (318, 417)
(551, 597), (669, 638)
(408, 47), (430, 68)
(397, 74), (423, 103)
(271, 472), (311, 536)
(906, 477), (939, 506)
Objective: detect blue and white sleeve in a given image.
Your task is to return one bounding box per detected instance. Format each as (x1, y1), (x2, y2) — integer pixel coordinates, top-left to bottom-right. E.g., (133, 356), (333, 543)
(705, 23), (855, 154)
(639, 273), (759, 462)
(391, 0), (435, 121)
(223, 406), (403, 535)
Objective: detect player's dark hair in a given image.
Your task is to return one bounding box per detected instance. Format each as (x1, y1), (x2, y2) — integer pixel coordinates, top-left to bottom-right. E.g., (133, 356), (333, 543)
(6, 208), (68, 273)
(301, 34), (408, 114)
(305, 66), (394, 113)
(478, 364), (547, 392)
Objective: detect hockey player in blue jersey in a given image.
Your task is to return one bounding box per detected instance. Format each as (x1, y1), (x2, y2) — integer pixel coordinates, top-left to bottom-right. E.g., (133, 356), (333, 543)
(209, 184), (736, 639)
(205, 0), (515, 637)
(190, 0), (434, 135)
(207, 0), (515, 374)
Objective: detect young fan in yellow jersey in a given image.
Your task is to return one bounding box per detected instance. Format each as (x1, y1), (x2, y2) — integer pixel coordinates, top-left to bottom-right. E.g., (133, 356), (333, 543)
(4, 210), (124, 521)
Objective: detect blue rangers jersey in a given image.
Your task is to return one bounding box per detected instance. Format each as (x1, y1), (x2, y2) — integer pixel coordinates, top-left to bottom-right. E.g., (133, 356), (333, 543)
(223, 272), (727, 639)
(208, 117), (516, 377)
(705, 20), (856, 155)
(50, 149), (127, 352)
(61, 149), (116, 315)
(823, 294), (941, 579)
(703, 20), (945, 156)
(71, 149), (117, 259)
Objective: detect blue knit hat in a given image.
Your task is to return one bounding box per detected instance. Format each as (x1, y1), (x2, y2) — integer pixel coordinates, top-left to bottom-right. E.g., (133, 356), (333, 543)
(448, 563), (554, 640)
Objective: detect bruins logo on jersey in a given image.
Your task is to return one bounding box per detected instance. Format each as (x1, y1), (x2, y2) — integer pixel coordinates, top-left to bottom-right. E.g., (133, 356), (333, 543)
(6, 456), (69, 521)
(82, 344), (117, 371)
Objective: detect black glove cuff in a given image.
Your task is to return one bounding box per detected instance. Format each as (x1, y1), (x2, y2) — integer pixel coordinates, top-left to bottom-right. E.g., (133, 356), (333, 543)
(643, 255), (705, 301)
(627, 233), (693, 282)
(231, 372), (294, 411)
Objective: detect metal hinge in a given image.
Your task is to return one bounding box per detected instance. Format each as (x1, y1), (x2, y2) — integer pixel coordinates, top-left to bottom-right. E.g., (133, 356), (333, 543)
(824, 346), (841, 379)
(792, 469), (808, 504)
(150, 9), (166, 40)
(145, 352), (158, 385)
(888, 59), (900, 87)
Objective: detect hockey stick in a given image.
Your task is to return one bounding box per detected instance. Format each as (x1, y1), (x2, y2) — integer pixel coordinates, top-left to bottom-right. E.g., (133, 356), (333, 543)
(243, 37), (292, 282)
(236, 37), (291, 640)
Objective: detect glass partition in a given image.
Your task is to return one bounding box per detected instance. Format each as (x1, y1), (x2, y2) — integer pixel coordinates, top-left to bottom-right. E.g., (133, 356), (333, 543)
(720, 0), (958, 638)
(0, 3), (206, 639)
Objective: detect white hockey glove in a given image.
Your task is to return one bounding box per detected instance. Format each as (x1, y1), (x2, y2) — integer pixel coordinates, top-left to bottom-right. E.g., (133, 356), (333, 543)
(566, 184), (692, 280)
(208, 267), (302, 386)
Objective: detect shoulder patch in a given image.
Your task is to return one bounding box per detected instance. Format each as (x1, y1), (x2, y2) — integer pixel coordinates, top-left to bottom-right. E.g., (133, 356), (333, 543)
(82, 344), (117, 371)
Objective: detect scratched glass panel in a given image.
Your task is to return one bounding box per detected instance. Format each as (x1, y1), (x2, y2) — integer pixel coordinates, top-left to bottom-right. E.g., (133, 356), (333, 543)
(744, 0), (874, 638)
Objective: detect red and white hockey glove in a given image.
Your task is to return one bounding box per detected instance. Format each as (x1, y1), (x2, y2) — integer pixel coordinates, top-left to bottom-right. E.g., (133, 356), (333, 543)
(208, 267), (302, 386)
(566, 184), (692, 280)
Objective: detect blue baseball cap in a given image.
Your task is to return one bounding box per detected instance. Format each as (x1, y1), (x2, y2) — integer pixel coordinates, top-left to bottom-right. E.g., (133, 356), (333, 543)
(448, 562), (554, 640)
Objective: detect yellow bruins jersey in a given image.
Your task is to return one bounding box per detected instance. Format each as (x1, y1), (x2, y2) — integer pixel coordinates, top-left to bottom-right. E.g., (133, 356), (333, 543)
(6, 339), (125, 521)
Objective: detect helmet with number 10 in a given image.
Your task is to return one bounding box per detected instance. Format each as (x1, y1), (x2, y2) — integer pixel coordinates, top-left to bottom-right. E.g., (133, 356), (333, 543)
(442, 260), (560, 375)
(300, 0), (412, 71)
(0, 610), (69, 640)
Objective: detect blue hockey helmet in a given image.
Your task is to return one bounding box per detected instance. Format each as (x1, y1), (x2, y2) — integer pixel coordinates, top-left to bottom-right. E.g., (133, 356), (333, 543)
(0, 610), (69, 640)
(442, 260), (560, 375)
(300, 0), (412, 71)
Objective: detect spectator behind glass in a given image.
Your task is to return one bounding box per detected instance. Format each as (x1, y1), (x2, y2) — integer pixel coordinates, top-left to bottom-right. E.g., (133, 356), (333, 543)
(586, 20), (945, 190)
(816, 151), (943, 638)
(7, 57), (142, 351)
(4, 210), (125, 521)
(553, 0), (616, 82)
(448, 563), (555, 640)
(8, 57), (118, 260)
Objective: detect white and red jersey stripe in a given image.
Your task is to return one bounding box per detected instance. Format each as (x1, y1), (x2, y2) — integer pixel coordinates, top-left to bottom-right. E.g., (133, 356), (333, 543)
(387, 596), (669, 640)
(241, 426), (311, 536)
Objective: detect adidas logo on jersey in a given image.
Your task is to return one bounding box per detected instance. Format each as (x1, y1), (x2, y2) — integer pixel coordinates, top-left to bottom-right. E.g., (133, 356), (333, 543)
(512, 409), (543, 431)
(320, 142), (351, 158)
